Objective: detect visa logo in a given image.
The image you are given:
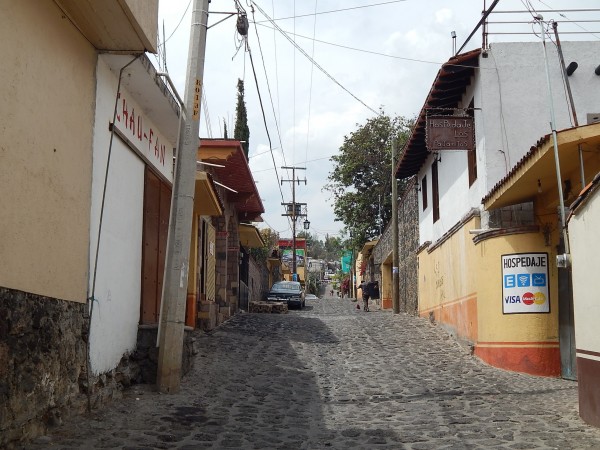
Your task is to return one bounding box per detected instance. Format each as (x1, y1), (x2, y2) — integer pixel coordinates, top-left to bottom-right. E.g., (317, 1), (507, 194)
(504, 296), (521, 303)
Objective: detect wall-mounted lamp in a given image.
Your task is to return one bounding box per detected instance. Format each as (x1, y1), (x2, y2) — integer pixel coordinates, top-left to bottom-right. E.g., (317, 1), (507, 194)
(537, 179), (542, 193)
(566, 61), (578, 76)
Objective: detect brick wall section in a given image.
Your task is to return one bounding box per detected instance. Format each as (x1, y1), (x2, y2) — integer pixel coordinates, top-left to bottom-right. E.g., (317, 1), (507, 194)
(213, 215), (228, 308)
(372, 178), (419, 315)
(227, 213), (240, 314)
(249, 256), (269, 302)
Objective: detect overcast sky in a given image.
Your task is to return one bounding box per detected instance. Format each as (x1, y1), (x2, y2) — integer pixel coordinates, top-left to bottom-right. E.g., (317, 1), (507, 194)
(156, 0), (599, 242)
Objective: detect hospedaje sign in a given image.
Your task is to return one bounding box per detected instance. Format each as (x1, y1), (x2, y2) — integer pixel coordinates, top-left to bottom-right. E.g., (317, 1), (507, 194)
(426, 116), (475, 151)
(502, 253), (550, 314)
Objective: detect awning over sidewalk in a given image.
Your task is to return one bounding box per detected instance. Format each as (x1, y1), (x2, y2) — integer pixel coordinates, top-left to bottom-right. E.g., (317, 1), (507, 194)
(360, 240), (378, 257)
(194, 171), (224, 216)
(483, 123), (600, 210)
(198, 139), (265, 221)
(239, 223), (264, 248)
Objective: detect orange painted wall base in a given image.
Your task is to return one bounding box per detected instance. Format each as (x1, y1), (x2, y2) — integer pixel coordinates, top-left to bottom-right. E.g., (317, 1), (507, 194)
(475, 344), (560, 377)
(381, 298), (392, 309)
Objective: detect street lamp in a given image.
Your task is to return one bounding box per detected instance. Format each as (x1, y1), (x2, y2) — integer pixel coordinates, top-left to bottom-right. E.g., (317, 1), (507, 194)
(303, 219), (310, 230)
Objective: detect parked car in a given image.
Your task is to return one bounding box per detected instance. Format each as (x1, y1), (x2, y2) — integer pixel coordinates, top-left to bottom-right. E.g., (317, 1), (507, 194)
(267, 281), (305, 309)
(305, 294), (318, 301)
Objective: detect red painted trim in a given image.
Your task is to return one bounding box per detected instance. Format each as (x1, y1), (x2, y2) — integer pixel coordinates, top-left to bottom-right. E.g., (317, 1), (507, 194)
(478, 341), (558, 347)
(475, 345), (560, 377)
(577, 348), (600, 358)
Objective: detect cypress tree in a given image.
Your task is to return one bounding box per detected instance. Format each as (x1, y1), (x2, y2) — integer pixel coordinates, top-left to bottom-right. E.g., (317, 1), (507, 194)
(234, 79), (250, 158)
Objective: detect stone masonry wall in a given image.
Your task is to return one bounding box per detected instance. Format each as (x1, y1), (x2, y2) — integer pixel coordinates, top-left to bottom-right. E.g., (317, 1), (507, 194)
(0, 288), (88, 446)
(372, 178), (419, 315)
(0, 287), (197, 448)
(398, 178), (419, 315)
(249, 256), (269, 303)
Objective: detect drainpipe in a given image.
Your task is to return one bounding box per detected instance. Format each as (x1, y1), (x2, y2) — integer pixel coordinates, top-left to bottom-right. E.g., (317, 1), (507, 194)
(87, 52), (143, 412)
(552, 22), (585, 191)
(537, 16), (571, 261)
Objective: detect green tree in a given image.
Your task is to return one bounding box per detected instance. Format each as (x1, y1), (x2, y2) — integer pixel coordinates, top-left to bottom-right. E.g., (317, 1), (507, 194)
(223, 119), (228, 139)
(324, 111), (412, 248)
(249, 228), (279, 264)
(323, 234), (343, 262)
(234, 79), (250, 158)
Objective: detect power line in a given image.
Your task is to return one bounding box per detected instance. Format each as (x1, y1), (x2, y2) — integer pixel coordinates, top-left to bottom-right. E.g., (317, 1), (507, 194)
(253, 22), (483, 70)
(252, 1), (378, 116)
(253, 154), (334, 173)
(250, 5), (292, 187)
(253, 0), (407, 23)
(247, 42), (293, 230)
(304, 0), (318, 167)
(158, 0), (192, 49)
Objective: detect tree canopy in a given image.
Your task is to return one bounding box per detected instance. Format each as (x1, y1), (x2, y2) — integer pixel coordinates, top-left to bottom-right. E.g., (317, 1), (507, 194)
(324, 111), (413, 249)
(234, 78), (250, 158)
(249, 228), (279, 264)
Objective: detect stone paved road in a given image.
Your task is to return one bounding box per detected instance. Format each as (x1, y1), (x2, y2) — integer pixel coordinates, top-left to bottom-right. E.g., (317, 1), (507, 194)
(27, 296), (600, 449)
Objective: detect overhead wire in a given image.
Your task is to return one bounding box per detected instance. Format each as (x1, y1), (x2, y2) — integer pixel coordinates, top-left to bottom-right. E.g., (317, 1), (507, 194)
(158, 0), (192, 50)
(304, 0), (318, 168)
(252, 1), (378, 116)
(253, 154), (335, 173)
(253, 0), (406, 23)
(535, 0), (600, 40)
(250, 5), (291, 184)
(246, 31), (293, 230)
(252, 22), (487, 70)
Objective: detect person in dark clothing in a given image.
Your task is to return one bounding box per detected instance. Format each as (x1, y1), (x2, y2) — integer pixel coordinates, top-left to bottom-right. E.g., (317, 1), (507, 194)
(357, 280), (370, 311)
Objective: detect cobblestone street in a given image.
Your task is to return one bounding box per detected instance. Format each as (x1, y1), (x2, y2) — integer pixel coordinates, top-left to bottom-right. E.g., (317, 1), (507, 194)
(28, 296), (600, 449)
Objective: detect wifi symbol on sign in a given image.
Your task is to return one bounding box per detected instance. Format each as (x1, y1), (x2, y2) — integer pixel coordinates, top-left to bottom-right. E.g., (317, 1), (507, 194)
(518, 274), (530, 287)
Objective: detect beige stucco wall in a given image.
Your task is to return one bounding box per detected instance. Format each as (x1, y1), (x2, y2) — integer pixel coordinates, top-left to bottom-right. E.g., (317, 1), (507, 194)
(418, 216), (480, 317)
(123, 0), (159, 53)
(0, 1), (96, 302)
(475, 231), (558, 343)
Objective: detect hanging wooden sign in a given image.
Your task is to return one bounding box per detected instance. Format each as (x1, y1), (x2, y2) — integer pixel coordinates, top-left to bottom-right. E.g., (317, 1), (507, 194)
(426, 116), (475, 151)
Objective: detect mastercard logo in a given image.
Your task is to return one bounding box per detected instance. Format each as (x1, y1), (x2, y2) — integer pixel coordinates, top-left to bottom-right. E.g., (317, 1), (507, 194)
(522, 292), (535, 305)
(534, 292), (546, 305)
(522, 292), (546, 306)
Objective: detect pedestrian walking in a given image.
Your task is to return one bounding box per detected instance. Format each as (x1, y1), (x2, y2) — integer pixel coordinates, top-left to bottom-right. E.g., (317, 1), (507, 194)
(357, 280), (370, 311)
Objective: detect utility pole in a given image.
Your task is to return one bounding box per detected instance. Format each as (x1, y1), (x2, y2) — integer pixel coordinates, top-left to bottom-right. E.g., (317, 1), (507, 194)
(157, 0), (209, 394)
(392, 138), (400, 314)
(281, 166), (306, 277)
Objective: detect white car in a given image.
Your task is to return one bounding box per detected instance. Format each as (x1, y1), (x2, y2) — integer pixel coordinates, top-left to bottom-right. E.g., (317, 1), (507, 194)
(305, 294), (319, 301)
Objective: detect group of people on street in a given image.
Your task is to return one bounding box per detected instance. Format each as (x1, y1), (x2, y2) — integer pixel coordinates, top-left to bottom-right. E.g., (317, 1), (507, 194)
(327, 281), (375, 312)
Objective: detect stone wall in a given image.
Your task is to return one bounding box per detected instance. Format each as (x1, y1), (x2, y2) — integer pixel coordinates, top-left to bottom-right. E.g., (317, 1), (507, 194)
(372, 177), (419, 315)
(1, 287), (198, 448)
(1, 288), (88, 445)
(398, 178), (419, 315)
(249, 256), (269, 303)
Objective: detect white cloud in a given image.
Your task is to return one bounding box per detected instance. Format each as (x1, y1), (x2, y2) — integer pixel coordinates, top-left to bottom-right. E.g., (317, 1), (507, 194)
(435, 8), (454, 24)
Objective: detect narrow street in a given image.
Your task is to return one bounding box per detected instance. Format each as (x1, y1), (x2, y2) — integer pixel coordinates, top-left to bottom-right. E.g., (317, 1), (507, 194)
(29, 296), (600, 449)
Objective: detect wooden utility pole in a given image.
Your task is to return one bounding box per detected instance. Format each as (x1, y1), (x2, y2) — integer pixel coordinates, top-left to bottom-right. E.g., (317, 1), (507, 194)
(157, 0), (209, 394)
(281, 166), (306, 277)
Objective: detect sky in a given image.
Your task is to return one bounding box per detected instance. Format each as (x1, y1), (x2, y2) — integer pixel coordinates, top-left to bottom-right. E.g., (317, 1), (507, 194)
(156, 0), (600, 242)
